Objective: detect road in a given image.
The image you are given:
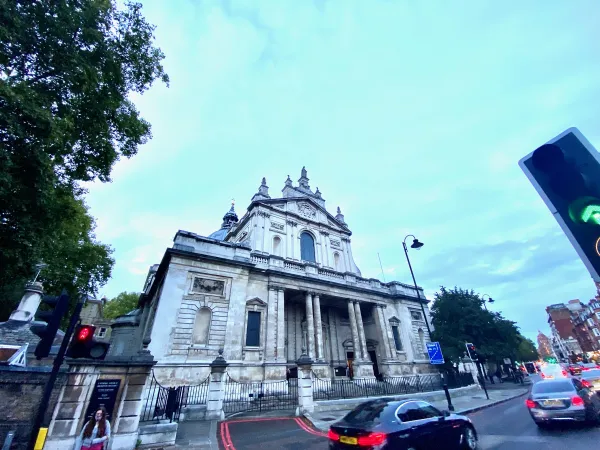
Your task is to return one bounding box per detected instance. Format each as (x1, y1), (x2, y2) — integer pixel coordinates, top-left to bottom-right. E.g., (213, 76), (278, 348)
(220, 390), (600, 449)
(470, 390), (600, 449)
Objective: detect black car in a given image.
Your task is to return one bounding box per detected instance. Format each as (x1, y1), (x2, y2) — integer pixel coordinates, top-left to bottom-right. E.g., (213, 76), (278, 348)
(328, 398), (477, 450)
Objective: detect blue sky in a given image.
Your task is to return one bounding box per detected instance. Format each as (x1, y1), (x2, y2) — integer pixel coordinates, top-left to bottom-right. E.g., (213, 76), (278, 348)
(85, 0), (600, 343)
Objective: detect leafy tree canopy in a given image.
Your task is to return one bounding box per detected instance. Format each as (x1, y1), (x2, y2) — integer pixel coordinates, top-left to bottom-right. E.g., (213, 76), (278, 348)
(103, 291), (140, 320)
(430, 286), (532, 365)
(0, 0), (168, 317)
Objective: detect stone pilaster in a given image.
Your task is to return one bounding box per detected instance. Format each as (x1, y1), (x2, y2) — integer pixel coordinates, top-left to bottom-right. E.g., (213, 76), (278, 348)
(266, 286), (278, 360)
(354, 302), (368, 361)
(276, 287), (286, 361)
(347, 300), (361, 360)
(305, 292), (316, 359)
(313, 294), (324, 361)
(375, 305), (393, 360)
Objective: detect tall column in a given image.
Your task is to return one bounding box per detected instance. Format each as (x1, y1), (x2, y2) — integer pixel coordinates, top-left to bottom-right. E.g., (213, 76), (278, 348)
(354, 302), (369, 361)
(313, 293), (324, 361)
(321, 231), (330, 267)
(376, 305), (393, 359)
(348, 300), (361, 360)
(305, 292), (316, 358)
(276, 288), (286, 361)
(341, 238), (352, 272)
(285, 221), (292, 258)
(266, 286), (278, 359)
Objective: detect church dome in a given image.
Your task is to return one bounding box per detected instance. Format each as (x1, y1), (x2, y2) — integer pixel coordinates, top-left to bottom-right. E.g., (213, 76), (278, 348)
(208, 202), (238, 241)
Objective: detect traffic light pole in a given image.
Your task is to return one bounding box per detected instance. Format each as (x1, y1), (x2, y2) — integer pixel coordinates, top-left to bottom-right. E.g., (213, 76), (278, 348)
(27, 296), (85, 450)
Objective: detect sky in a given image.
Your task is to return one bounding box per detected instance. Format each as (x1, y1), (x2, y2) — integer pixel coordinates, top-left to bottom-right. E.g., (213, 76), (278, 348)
(85, 0), (600, 344)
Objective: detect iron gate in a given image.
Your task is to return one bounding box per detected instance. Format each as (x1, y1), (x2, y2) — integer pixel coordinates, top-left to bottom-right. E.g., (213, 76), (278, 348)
(222, 374), (298, 415)
(141, 372), (185, 423)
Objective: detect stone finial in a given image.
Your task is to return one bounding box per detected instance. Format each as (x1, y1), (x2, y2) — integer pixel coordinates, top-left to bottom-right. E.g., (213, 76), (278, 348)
(335, 206), (346, 225)
(315, 187), (322, 198)
(261, 177), (266, 186)
(296, 346), (313, 366)
(285, 175), (292, 187)
(251, 177), (271, 202)
(210, 348), (229, 372)
(298, 166), (310, 190)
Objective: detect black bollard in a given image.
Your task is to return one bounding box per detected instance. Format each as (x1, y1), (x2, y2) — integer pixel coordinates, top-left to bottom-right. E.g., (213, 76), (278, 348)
(443, 384), (455, 411)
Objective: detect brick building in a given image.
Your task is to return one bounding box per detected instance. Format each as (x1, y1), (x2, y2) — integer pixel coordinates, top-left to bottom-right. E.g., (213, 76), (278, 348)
(546, 303), (582, 360)
(536, 331), (553, 359)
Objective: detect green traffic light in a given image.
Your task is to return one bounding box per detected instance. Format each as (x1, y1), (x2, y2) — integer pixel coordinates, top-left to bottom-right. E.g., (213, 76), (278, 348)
(569, 197), (600, 225)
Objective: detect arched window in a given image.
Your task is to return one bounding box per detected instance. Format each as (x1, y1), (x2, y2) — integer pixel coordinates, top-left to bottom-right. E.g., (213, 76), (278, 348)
(272, 236), (281, 256)
(300, 232), (316, 262)
(192, 307), (211, 345)
(333, 252), (340, 271)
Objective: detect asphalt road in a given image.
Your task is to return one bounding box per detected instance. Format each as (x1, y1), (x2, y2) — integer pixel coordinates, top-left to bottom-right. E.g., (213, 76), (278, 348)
(220, 388), (600, 449)
(470, 390), (600, 449)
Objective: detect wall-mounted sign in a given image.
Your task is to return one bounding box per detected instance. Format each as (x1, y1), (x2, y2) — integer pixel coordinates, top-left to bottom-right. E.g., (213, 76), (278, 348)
(84, 379), (121, 421)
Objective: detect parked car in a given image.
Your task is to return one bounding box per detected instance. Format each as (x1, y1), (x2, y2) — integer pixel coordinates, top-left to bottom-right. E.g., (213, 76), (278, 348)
(567, 364), (583, 376)
(328, 398), (478, 449)
(525, 378), (600, 428)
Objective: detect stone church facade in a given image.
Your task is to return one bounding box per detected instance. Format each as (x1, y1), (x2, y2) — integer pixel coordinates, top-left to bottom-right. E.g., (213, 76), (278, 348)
(138, 168), (433, 385)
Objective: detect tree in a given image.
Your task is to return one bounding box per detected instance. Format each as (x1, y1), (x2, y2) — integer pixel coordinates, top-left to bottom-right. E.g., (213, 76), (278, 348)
(516, 336), (539, 362)
(0, 0), (168, 314)
(103, 291), (140, 320)
(430, 286), (527, 366)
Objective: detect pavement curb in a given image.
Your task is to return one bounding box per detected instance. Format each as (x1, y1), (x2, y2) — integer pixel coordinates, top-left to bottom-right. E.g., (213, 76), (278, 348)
(456, 388), (530, 415)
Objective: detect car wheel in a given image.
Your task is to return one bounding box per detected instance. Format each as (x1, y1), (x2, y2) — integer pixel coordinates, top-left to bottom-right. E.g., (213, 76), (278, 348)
(461, 425), (478, 450)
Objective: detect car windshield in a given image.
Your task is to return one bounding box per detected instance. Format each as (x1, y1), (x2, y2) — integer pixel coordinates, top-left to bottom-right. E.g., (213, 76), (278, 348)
(532, 380), (574, 394)
(583, 369), (600, 379)
(343, 401), (390, 425)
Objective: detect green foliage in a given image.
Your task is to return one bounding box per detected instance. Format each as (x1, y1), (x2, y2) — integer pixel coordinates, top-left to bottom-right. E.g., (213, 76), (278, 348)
(103, 291), (140, 320)
(430, 286), (529, 364)
(0, 0), (168, 317)
(516, 336), (539, 362)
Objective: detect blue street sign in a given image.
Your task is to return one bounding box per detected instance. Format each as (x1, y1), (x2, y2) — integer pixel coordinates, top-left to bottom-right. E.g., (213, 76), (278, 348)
(427, 342), (445, 365)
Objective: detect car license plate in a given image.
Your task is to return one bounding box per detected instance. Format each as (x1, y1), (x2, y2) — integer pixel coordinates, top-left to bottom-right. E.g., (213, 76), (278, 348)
(339, 436), (358, 445)
(542, 400), (563, 407)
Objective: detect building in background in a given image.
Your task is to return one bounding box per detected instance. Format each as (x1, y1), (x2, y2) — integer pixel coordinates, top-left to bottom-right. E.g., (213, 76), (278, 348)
(79, 296), (112, 343)
(536, 331), (554, 359)
(546, 303), (582, 361)
(571, 298), (600, 353)
(138, 168), (433, 385)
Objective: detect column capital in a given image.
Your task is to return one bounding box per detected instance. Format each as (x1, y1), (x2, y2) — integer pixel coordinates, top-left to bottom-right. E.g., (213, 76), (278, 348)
(313, 292), (321, 299)
(378, 304), (387, 309)
(269, 284), (285, 291)
(307, 291), (317, 297)
(319, 230), (329, 236)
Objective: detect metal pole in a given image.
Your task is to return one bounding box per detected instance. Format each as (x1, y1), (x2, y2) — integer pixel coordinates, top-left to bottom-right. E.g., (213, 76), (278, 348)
(27, 295), (85, 450)
(403, 242), (432, 336)
(442, 384), (455, 411)
(475, 361), (489, 400)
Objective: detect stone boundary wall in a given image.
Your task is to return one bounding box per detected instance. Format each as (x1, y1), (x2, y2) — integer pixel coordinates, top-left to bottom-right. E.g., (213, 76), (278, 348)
(0, 365), (67, 450)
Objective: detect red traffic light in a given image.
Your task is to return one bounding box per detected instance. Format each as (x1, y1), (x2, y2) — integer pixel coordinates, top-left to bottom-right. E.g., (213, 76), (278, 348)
(77, 325), (94, 342)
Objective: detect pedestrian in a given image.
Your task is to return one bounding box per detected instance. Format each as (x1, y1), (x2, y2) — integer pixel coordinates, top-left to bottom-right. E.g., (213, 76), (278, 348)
(74, 406), (111, 450)
(495, 367), (503, 383)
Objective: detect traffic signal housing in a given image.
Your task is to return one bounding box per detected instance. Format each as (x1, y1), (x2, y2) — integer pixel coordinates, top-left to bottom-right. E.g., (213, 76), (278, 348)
(66, 324), (109, 360)
(466, 343), (479, 361)
(519, 128), (600, 282)
(30, 291), (70, 359)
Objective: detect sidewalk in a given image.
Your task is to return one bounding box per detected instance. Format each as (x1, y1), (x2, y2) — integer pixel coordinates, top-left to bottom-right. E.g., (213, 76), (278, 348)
(305, 384), (529, 432)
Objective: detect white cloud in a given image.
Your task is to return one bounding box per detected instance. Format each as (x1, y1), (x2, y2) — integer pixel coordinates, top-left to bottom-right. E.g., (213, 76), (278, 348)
(85, 0), (600, 335)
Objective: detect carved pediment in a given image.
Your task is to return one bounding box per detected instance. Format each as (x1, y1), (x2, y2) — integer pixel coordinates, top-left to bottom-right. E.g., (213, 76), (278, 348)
(298, 202), (317, 220)
(388, 316), (400, 324)
(246, 297), (267, 307)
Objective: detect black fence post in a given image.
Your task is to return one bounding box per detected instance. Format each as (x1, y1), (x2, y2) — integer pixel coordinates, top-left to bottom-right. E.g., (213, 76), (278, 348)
(443, 384), (455, 411)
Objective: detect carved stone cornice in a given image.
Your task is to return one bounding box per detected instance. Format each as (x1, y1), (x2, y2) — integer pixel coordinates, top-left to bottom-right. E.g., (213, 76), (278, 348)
(257, 211), (270, 218)
(341, 237), (350, 243)
(286, 220), (298, 227)
(319, 230), (329, 236)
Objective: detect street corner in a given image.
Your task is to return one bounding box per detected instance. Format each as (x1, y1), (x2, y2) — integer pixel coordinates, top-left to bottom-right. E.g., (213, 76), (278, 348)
(218, 416), (328, 450)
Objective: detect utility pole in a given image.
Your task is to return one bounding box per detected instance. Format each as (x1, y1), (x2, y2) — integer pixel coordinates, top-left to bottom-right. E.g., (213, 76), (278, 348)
(27, 295), (86, 450)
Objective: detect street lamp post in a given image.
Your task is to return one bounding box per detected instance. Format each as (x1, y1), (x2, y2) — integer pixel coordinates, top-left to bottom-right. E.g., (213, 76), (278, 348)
(481, 294), (495, 311)
(402, 235), (432, 337)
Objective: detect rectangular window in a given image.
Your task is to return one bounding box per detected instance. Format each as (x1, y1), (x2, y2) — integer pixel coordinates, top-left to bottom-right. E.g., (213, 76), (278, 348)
(97, 327), (107, 338)
(593, 328), (600, 337)
(588, 318), (595, 327)
(392, 325), (402, 351)
(596, 312), (600, 320)
(245, 311), (261, 347)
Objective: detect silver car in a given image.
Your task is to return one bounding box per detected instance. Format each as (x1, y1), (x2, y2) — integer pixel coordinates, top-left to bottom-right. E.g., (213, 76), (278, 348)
(579, 368), (600, 393)
(526, 379), (600, 428)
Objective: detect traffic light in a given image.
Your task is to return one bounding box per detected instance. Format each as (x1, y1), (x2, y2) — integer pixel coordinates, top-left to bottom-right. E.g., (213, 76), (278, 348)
(30, 291), (70, 359)
(66, 324), (109, 359)
(465, 343), (479, 361)
(519, 128), (600, 282)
